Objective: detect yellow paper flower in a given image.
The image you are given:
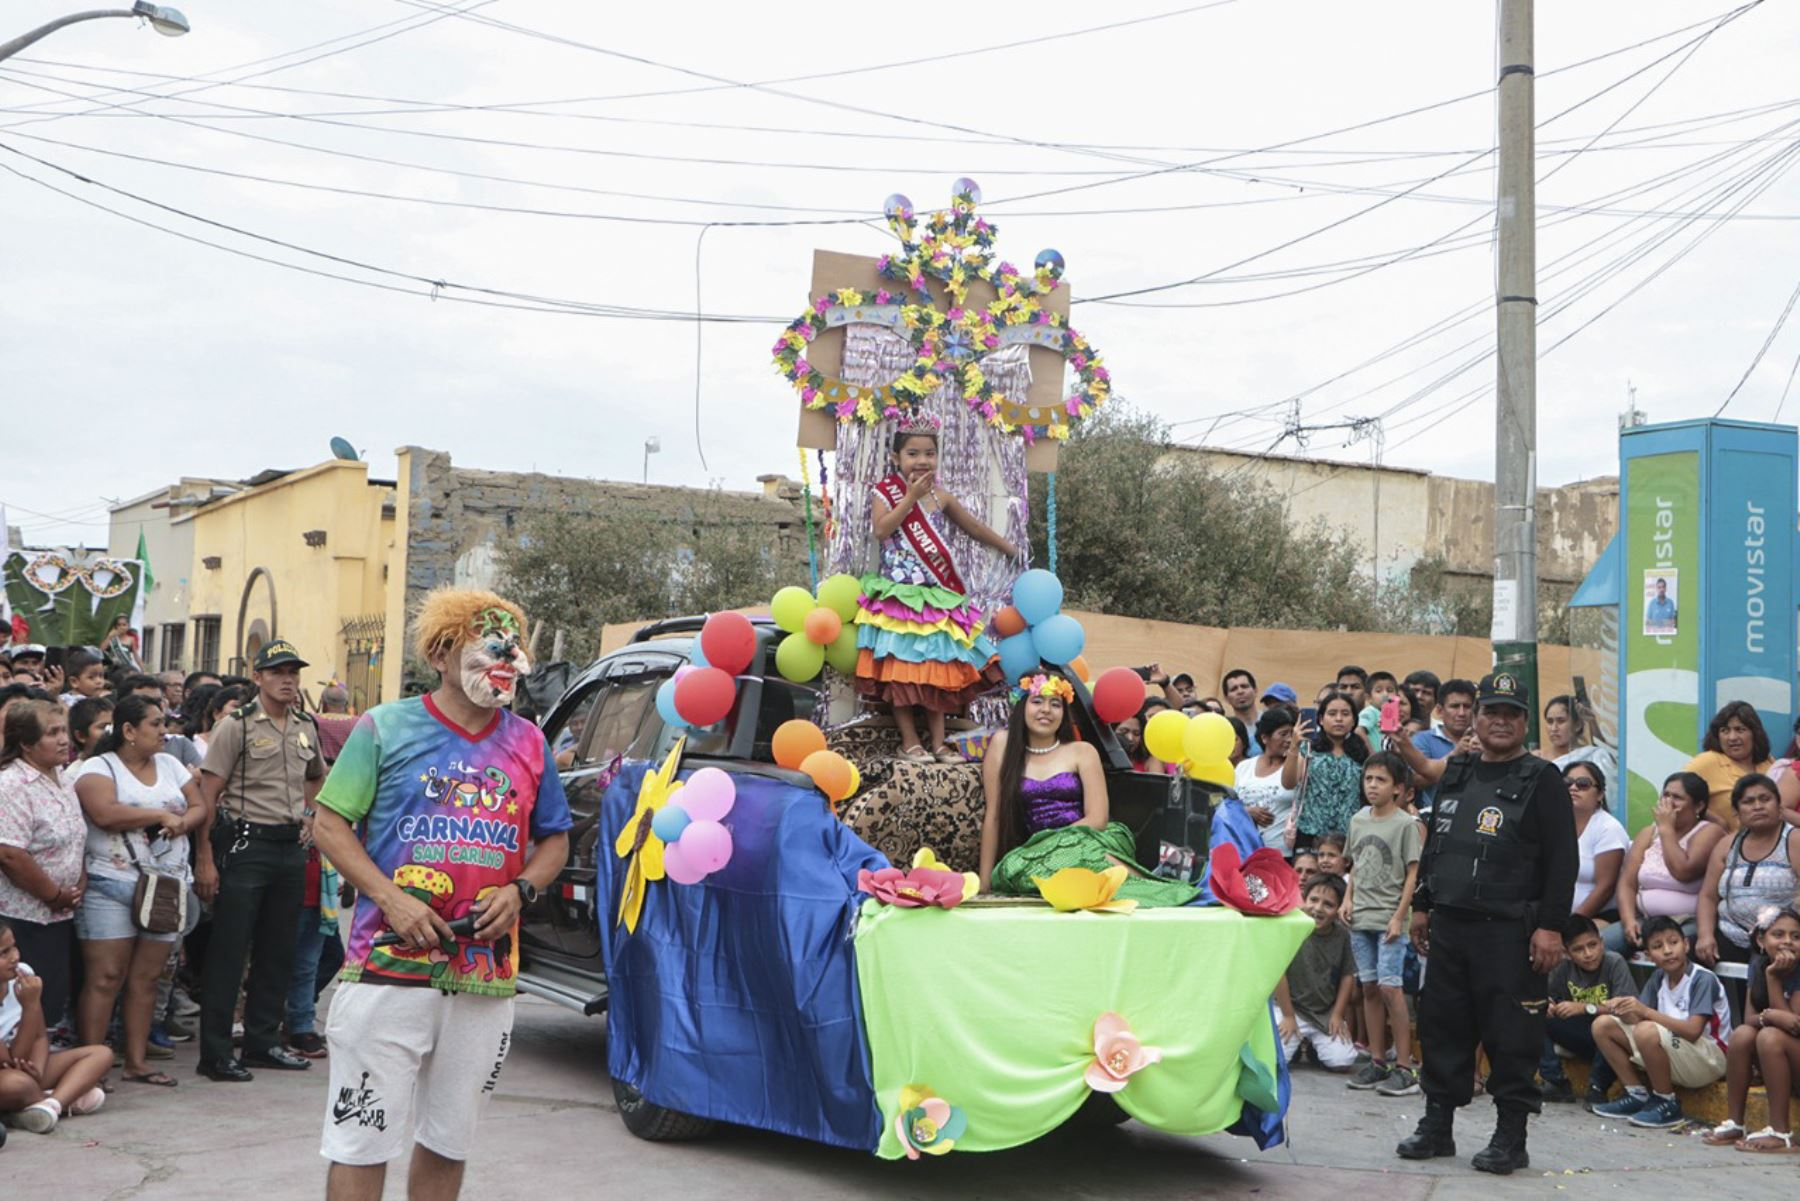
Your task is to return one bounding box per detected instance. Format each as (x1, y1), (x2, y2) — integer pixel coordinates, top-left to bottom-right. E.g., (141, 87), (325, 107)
(1031, 865), (1137, 914)
(911, 847), (978, 901)
(613, 738), (686, 933)
(838, 288), (863, 307)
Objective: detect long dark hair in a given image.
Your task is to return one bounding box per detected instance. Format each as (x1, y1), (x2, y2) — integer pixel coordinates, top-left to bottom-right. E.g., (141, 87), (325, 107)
(199, 685), (249, 735)
(94, 694), (161, 758)
(181, 684), (220, 738)
(1748, 906), (1800, 1012)
(1705, 700), (1771, 764)
(994, 689), (1077, 856)
(1309, 691), (1368, 763)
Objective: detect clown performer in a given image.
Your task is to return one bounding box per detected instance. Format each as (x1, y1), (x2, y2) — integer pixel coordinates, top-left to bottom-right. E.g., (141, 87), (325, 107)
(855, 412), (1018, 762)
(311, 589), (571, 1201)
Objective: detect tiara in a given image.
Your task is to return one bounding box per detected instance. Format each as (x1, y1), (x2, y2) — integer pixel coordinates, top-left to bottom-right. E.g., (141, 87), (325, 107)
(893, 410), (943, 435)
(1012, 673), (1075, 705)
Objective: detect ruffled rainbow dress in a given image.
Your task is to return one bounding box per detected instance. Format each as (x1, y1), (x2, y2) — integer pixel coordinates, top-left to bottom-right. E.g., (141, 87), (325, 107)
(854, 509), (1000, 713)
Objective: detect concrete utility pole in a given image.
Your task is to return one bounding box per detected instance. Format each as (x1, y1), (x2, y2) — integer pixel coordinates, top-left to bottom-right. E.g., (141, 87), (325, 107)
(1493, 0), (1540, 741)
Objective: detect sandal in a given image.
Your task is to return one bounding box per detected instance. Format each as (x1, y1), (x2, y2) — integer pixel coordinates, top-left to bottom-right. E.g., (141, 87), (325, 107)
(122, 1070), (179, 1088)
(1703, 1118), (1747, 1145)
(898, 744), (934, 763)
(1737, 1126), (1798, 1153)
(933, 745), (964, 764)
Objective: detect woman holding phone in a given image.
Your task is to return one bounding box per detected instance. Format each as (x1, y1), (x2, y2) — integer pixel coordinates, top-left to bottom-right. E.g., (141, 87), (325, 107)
(1283, 691), (1368, 850)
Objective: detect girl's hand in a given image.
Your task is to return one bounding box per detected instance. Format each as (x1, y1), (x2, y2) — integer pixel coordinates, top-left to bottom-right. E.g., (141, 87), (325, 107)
(1295, 716), (1317, 743)
(1772, 949), (1798, 974)
(14, 974), (41, 1004)
(904, 471), (936, 503)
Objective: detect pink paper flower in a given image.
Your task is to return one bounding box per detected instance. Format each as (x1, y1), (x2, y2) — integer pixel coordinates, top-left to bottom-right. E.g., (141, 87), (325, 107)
(857, 866), (975, 909)
(793, 358), (811, 376)
(1084, 1012), (1162, 1093)
(813, 296), (829, 314)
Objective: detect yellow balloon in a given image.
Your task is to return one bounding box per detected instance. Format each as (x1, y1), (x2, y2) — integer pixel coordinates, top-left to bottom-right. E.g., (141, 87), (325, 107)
(1186, 759), (1236, 788)
(1182, 712), (1236, 764)
(1143, 709), (1190, 763)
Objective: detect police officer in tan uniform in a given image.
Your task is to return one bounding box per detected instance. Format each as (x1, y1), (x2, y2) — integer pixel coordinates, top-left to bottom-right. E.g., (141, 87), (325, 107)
(194, 640), (324, 1081)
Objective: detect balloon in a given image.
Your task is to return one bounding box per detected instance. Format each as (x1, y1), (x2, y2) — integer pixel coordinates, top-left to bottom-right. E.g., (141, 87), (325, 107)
(992, 606), (1027, 638)
(775, 631), (826, 682)
(1143, 709), (1190, 763)
(816, 573), (862, 620)
(651, 803), (691, 843)
(1186, 758), (1236, 789)
(1092, 667), (1145, 724)
(1031, 613), (1085, 665)
(772, 719), (827, 770)
(997, 630), (1040, 680)
(655, 679), (688, 729)
(1183, 712), (1237, 765)
(800, 749), (855, 802)
(845, 761), (862, 800)
(689, 637), (710, 668)
(663, 840), (707, 886)
(1068, 654), (1092, 683)
(823, 626), (861, 675)
(680, 820), (733, 873)
(1012, 569), (1064, 626)
(674, 667), (736, 727)
(802, 606), (843, 646)
(770, 586), (815, 634)
(673, 664), (696, 684)
(699, 611), (756, 677)
(680, 767), (736, 822)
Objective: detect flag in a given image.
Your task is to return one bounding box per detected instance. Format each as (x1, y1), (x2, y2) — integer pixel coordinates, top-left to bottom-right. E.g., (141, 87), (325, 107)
(135, 527), (155, 592)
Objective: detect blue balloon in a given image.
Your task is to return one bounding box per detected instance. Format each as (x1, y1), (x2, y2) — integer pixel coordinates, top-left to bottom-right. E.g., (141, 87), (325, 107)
(656, 679), (688, 729)
(997, 630), (1041, 679)
(1031, 613), (1085, 666)
(689, 638), (710, 668)
(651, 804), (691, 843)
(1013, 569), (1064, 626)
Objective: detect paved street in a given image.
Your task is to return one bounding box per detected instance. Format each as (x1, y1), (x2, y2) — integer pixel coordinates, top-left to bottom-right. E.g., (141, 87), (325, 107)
(7, 994), (1793, 1200)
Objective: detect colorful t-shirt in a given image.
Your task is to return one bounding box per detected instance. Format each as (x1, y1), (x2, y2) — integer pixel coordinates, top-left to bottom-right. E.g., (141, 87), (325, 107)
(316, 695), (572, 997)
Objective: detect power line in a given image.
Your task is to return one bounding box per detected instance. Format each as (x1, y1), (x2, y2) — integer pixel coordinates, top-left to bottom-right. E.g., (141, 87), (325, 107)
(1716, 277), (1800, 416)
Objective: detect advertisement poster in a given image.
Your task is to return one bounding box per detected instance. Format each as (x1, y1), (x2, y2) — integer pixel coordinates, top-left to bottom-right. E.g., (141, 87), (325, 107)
(1622, 452), (1700, 830)
(1704, 441), (1795, 739)
(1641, 570), (1679, 636)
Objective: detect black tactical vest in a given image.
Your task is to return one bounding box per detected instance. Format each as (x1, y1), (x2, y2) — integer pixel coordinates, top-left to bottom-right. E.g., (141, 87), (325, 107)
(1426, 751), (1551, 919)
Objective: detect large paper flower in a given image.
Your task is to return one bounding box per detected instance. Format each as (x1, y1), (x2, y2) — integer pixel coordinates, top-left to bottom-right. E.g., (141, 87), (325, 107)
(1031, 865), (1137, 914)
(612, 738), (685, 933)
(858, 865), (973, 909)
(894, 1084), (967, 1159)
(912, 846), (978, 900)
(1208, 844), (1301, 916)
(1084, 1011), (1162, 1093)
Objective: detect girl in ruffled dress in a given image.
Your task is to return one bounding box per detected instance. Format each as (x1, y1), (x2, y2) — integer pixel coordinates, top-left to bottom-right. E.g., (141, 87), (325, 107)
(855, 419), (1016, 762)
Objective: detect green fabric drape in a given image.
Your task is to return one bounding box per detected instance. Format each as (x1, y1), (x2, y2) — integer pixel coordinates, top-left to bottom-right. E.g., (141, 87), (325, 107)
(990, 822), (1199, 908)
(854, 901), (1312, 1157)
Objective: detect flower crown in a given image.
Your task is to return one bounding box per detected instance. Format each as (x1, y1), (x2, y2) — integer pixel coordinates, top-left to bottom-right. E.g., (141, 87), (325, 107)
(1012, 673), (1075, 705)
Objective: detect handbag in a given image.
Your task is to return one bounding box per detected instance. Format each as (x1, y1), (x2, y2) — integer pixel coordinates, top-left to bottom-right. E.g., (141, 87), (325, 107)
(102, 755), (189, 935)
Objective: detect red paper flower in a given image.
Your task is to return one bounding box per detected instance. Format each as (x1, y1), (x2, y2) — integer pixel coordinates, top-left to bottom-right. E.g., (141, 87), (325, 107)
(857, 866), (975, 910)
(1208, 844), (1300, 916)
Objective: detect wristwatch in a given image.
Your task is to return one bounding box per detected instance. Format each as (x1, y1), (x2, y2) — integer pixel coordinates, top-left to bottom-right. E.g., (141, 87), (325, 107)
(512, 878), (540, 905)
(1585, 1003), (1598, 1016)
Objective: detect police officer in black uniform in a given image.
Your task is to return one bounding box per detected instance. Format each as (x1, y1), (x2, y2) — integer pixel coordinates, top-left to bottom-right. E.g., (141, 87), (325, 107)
(1395, 671), (1577, 1174)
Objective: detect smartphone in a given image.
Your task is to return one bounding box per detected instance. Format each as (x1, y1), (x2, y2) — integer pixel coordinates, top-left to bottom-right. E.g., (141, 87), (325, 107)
(44, 645), (66, 674)
(1379, 695), (1403, 734)
(1132, 666), (1154, 681)
(1298, 706), (1318, 727)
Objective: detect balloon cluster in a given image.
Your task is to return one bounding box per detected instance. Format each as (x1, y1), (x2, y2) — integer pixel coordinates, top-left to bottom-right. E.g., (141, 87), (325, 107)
(656, 611), (752, 730)
(650, 767), (737, 885)
(993, 570), (1089, 681)
(1141, 710), (1237, 788)
(770, 574), (862, 683)
(772, 719), (861, 804)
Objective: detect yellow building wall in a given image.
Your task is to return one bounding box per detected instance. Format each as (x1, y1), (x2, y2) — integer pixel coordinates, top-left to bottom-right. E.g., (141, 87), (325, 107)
(181, 460), (394, 702)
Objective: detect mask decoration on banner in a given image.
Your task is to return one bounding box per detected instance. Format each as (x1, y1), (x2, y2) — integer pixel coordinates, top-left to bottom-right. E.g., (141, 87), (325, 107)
(2, 549), (144, 646)
(460, 608), (530, 709)
(772, 180), (1111, 446)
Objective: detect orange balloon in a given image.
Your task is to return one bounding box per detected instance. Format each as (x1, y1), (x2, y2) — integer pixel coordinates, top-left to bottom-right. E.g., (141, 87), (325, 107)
(772, 719), (828, 770)
(803, 606), (843, 646)
(1069, 655), (1092, 683)
(993, 606), (1027, 638)
(801, 749), (856, 803)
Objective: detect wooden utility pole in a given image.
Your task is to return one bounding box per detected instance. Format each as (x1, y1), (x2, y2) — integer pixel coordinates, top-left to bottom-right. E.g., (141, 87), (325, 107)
(1494, 0), (1540, 739)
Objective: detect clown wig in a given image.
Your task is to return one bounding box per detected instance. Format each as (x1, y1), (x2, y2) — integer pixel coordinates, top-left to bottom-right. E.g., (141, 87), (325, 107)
(412, 587), (528, 663)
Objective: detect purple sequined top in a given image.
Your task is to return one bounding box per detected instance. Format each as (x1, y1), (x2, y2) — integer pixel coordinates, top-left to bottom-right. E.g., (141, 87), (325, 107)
(1021, 771), (1084, 834)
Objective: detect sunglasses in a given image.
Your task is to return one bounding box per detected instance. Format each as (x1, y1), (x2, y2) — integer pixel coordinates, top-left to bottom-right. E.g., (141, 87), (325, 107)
(1567, 778), (1598, 792)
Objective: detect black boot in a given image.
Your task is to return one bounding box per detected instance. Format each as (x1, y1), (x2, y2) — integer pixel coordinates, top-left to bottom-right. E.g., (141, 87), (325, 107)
(1395, 1103), (1456, 1160)
(1471, 1108), (1530, 1175)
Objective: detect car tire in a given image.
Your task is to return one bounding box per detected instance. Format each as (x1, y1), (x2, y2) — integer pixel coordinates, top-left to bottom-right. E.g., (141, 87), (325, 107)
(612, 1077), (717, 1141)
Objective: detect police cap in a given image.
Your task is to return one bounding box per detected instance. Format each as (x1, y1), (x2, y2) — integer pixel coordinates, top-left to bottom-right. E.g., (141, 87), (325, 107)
(1476, 671), (1529, 711)
(253, 639), (309, 670)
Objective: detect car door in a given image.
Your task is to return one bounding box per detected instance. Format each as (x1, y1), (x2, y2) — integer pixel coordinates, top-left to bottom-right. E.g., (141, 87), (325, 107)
(520, 674), (608, 962)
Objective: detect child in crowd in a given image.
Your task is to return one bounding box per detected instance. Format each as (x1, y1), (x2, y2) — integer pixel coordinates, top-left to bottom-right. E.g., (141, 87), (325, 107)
(59, 650), (109, 709)
(1293, 849), (1320, 890)
(1359, 671), (1399, 744)
(1591, 915), (1730, 1127)
(1277, 875), (1357, 1071)
(1704, 906), (1800, 1151)
(0, 918), (112, 1134)
(1342, 751), (1423, 1096)
(1315, 832), (1349, 880)
(1538, 914), (1636, 1104)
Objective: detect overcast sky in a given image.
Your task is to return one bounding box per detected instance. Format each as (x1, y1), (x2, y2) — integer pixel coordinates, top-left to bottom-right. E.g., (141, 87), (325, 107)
(3, 0), (1798, 548)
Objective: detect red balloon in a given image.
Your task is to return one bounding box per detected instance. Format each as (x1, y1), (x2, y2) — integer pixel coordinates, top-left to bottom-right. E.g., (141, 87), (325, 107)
(992, 606), (1027, 638)
(699, 611), (756, 677)
(674, 666), (737, 727)
(1092, 666), (1146, 725)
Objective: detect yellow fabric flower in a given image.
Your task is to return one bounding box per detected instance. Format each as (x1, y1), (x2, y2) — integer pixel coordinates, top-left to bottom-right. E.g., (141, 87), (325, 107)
(911, 847), (978, 901)
(613, 738), (685, 933)
(1031, 865), (1137, 914)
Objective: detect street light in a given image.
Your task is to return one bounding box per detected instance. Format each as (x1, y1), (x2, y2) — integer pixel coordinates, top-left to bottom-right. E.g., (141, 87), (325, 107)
(0, 3), (190, 65)
(643, 436), (661, 483)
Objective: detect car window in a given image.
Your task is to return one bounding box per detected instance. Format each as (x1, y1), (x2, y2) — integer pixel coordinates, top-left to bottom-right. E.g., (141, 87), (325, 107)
(578, 674), (661, 770)
(546, 682), (603, 773)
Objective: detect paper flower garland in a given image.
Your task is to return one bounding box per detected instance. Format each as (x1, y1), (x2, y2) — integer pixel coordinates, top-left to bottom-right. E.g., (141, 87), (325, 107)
(1032, 865), (1137, 914)
(894, 1084), (968, 1159)
(613, 738), (685, 933)
(771, 179), (1111, 444)
(1084, 1012), (1162, 1093)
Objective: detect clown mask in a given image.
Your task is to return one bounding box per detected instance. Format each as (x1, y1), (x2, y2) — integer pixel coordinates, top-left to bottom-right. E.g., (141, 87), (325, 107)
(459, 610), (530, 708)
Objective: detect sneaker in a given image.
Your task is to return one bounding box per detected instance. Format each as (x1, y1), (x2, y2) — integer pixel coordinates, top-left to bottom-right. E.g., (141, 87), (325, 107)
(147, 1025), (175, 1057)
(1348, 1062), (1391, 1090)
(69, 1087), (106, 1117)
(288, 1031), (328, 1059)
(1628, 1094), (1687, 1129)
(1537, 1075), (1575, 1103)
(162, 1017), (195, 1043)
(14, 1100), (60, 1134)
(171, 988), (201, 1018)
(1377, 1066), (1421, 1096)
(1592, 1092), (1649, 1120)
(1582, 1084), (1610, 1112)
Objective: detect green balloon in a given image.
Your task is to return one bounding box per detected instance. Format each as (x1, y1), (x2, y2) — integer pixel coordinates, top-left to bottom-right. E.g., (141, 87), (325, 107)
(823, 626), (861, 675)
(775, 631), (826, 682)
(816, 573), (863, 621)
(770, 585), (815, 634)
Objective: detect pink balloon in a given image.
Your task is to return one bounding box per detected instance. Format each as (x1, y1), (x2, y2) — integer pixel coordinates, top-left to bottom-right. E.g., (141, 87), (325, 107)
(673, 664), (696, 684)
(680, 768), (736, 822)
(680, 819), (733, 873)
(663, 840), (707, 886)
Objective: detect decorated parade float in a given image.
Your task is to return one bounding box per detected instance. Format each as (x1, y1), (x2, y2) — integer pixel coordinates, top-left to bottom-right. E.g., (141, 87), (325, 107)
(588, 182), (1310, 1158)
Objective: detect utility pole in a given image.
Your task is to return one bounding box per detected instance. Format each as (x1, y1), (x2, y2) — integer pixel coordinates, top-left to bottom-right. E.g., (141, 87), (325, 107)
(1493, 0), (1540, 741)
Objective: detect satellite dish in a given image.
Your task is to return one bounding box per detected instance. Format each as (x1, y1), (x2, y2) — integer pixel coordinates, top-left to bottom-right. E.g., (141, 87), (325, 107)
(329, 437), (359, 462)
